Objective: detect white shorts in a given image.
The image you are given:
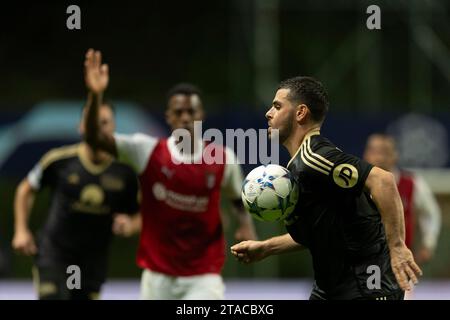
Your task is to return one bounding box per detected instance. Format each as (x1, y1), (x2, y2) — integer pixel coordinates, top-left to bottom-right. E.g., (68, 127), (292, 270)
(140, 269), (225, 300)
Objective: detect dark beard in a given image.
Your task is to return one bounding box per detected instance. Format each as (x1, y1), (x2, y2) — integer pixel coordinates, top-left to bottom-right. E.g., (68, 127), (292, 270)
(278, 112), (294, 144)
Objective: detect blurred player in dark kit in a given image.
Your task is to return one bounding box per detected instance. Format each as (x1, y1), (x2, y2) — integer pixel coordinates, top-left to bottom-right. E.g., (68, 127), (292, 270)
(12, 101), (140, 300)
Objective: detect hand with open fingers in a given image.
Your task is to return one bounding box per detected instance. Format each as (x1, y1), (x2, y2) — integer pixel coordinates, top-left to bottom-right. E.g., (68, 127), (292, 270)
(230, 240), (269, 264)
(390, 243), (423, 291)
(84, 48), (109, 94)
(12, 229), (37, 256)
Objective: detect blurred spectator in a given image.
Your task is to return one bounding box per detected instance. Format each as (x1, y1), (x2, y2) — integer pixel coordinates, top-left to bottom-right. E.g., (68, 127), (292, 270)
(364, 133), (441, 265)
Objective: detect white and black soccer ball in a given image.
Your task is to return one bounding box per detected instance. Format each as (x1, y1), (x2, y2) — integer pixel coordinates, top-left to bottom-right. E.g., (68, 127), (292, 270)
(241, 164), (299, 222)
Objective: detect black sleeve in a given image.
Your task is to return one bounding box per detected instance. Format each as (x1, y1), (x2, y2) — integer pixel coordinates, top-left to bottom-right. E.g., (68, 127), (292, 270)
(302, 143), (373, 195)
(27, 156), (58, 191)
(118, 170), (140, 214)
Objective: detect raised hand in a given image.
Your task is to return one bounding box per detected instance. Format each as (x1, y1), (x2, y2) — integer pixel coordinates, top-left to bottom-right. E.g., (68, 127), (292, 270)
(84, 48), (109, 94)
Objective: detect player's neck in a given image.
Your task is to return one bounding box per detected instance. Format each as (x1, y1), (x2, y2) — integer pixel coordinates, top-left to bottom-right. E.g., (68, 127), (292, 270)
(284, 125), (321, 157)
(81, 142), (112, 164)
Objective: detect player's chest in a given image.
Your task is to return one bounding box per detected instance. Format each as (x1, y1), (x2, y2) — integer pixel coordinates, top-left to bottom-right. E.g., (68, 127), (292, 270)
(55, 163), (126, 200)
(147, 157), (224, 192)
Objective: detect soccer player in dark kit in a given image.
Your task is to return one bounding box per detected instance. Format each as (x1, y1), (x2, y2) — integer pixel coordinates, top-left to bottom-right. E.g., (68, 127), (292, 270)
(12, 101), (140, 300)
(231, 76), (423, 300)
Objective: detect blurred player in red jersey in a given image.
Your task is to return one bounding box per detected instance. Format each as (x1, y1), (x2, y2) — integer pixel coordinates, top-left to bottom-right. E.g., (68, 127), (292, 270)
(364, 133), (441, 264)
(82, 49), (256, 299)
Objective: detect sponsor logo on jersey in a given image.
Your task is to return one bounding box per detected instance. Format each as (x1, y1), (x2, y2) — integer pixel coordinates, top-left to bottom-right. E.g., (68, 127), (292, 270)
(100, 174), (124, 191)
(152, 182), (209, 212)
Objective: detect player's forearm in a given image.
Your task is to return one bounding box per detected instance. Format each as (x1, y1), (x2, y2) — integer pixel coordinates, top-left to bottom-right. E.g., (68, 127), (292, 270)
(84, 92), (118, 156)
(14, 180), (35, 233)
(415, 178), (441, 251)
(132, 213), (142, 233)
(84, 91), (102, 147)
(367, 168), (405, 248)
(235, 207), (254, 228)
(231, 199), (253, 228)
(231, 200), (257, 240)
(418, 209), (440, 252)
(264, 233), (305, 255)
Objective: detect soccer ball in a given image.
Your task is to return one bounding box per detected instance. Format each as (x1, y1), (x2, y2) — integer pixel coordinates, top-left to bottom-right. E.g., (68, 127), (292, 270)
(241, 164), (299, 222)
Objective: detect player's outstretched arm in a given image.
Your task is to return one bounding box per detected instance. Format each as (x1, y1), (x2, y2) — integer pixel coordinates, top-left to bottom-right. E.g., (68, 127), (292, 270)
(12, 179), (37, 256)
(231, 233), (304, 264)
(84, 48), (117, 156)
(230, 200), (257, 242)
(414, 175), (441, 264)
(365, 166), (423, 291)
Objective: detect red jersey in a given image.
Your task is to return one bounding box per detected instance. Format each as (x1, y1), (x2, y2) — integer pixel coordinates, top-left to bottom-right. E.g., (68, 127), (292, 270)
(114, 133), (242, 276)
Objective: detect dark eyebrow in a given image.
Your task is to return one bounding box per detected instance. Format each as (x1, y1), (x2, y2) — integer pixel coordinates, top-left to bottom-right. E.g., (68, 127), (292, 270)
(272, 100), (282, 107)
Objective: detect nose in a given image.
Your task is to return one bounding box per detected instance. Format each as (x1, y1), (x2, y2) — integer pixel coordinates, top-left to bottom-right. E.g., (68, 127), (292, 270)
(180, 110), (192, 123)
(265, 107), (273, 120)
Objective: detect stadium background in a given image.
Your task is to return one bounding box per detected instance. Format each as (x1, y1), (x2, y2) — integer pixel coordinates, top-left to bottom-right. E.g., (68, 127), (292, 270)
(0, 0), (449, 298)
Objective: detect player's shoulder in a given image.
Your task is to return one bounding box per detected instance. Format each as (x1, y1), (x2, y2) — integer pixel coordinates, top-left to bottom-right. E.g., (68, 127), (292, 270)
(308, 133), (339, 156)
(40, 143), (80, 170)
(289, 131), (338, 175)
(399, 169), (425, 187)
(114, 132), (160, 147)
(399, 169), (415, 179)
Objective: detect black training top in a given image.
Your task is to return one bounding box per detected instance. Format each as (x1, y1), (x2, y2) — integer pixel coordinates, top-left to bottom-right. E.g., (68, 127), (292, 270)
(285, 129), (400, 299)
(27, 143), (139, 259)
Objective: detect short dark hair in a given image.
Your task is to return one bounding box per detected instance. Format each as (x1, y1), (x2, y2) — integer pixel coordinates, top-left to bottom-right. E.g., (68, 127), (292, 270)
(167, 83), (202, 101)
(278, 76), (329, 123)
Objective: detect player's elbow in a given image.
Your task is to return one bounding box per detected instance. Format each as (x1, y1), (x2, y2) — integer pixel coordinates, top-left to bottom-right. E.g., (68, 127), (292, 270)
(379, 169), (395, 188)
(15, 179), (33, 202)
(366, 167), (396, 193)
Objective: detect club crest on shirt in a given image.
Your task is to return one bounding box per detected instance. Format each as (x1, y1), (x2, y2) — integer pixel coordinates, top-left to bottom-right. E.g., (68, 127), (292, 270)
(67, 173), (80, 185)
(80, 184), (105, 205)
(161, 166), (174, 179)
